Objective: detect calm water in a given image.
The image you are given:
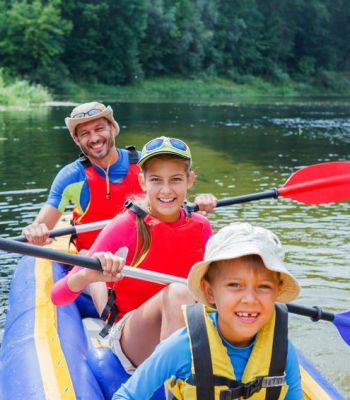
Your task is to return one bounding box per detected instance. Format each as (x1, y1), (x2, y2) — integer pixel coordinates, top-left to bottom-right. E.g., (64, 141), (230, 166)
(0, 99), (350, 396)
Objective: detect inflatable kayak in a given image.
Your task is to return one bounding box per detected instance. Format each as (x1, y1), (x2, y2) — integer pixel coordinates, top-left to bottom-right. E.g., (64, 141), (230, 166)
(0, 231), (345, 399)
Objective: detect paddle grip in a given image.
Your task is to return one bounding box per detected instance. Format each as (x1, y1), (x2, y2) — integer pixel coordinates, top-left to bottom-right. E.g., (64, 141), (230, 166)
(185, 189), (279, 213)
(286, 303), (334, 322)
(11, 226), (77, 242)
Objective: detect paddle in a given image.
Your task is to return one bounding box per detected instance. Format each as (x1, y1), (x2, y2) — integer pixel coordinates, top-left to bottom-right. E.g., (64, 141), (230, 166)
(0, 237), (349, 346)
(186, 160), (350, 212)
(11, 161), (350, 242)
(12, 219), (113, 243)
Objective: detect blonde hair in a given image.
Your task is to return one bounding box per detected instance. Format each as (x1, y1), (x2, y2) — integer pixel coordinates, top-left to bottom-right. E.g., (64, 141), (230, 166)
(204, 255), (282, 284)
(131, 154), (192, 265)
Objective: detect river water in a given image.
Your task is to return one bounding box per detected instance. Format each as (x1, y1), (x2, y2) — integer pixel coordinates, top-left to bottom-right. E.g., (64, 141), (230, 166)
(0, 99), (349, 397)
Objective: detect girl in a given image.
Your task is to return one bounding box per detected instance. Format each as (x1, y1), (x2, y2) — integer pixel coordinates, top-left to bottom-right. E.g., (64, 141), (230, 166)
(51, 136), (215, 372)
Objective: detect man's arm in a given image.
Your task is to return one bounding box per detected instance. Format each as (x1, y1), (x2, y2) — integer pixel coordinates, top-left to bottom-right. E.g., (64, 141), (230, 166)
(21, 204), (62, 245)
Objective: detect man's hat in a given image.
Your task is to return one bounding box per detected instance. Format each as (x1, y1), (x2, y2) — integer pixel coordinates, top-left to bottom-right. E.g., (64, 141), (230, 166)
(65, 102), (120, 137)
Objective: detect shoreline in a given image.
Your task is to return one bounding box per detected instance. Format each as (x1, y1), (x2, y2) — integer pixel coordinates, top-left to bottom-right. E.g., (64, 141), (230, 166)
(2, 76), (350, 107)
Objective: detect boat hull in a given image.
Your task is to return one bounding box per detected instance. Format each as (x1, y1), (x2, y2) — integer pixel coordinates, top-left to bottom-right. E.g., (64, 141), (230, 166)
(0, 249), (345, 399)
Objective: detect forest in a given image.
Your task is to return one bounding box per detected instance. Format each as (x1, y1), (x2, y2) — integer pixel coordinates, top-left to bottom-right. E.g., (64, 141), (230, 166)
(1, 0), (350, 93)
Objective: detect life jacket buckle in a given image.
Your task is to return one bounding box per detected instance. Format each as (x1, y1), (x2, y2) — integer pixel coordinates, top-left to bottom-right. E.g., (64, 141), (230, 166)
(219, 377), (263, 399)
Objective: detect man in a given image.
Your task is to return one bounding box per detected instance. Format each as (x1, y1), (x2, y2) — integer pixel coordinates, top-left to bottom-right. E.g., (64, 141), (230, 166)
(22, 102), (216, 250)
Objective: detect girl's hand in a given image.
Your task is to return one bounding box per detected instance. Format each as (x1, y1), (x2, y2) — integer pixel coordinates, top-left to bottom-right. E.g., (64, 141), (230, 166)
(92, 251), (125, 282)
(79, 252), (125, 284)
(194, 193), (217, 216)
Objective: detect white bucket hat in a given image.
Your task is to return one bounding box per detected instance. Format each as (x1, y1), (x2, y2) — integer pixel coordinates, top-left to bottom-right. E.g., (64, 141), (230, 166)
(188, 222), (300, 305)
(65, 102), (120, 138)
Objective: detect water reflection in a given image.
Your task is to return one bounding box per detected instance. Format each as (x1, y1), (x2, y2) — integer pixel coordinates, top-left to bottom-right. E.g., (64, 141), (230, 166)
(0, 100), (349, 395)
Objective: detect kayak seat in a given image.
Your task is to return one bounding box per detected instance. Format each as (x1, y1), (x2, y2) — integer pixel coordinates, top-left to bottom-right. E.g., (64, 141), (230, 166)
(87, 347), (166, 400)
(75, 292), (100, 318)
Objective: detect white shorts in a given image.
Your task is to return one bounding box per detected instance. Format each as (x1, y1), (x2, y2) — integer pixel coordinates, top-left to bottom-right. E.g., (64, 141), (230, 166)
(109, 310), (136, 374)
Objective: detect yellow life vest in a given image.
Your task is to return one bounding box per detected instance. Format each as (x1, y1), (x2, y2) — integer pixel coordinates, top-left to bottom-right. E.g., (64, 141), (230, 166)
(166, 303), (289, 400)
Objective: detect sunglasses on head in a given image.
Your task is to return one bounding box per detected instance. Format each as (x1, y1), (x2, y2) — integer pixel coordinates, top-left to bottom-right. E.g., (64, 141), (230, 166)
(144, 137), (188, 152)
(72, 108), (104, 119)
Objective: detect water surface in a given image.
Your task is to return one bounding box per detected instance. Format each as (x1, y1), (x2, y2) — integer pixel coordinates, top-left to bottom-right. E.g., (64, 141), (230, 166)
(0, 99), (349, 396)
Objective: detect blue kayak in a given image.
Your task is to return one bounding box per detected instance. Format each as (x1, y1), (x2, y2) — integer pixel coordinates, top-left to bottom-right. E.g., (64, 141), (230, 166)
(0, 238), (346, 399)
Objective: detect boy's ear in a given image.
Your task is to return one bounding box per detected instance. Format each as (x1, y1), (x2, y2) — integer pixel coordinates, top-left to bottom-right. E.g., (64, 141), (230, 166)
(138, 172), (146, 191)
(277, 279), (284, 299)
(187, 171), (195, 189)
(200, 279), (215, 305)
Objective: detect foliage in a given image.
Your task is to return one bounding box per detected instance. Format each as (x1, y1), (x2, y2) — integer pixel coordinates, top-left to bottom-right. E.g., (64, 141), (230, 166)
(0, 0), (71, 90)
(0, 69), (52, 105)
(1, 0), (350, 93)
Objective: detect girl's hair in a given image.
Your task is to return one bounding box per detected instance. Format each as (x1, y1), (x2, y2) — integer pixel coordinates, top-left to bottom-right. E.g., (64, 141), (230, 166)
(141, 153), (192, 175)
(131, 154), (192, 265)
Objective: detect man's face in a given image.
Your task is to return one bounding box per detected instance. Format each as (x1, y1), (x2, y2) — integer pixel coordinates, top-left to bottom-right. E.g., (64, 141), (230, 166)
(74, 118), (115, 164)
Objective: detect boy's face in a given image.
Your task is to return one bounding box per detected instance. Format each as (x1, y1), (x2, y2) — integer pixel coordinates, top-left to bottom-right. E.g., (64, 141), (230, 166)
(201, 257), (282, 347)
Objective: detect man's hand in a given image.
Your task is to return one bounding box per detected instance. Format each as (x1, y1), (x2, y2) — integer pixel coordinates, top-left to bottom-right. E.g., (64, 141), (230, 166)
(22, 222), (52, 246)
(194, 193), (217, 216)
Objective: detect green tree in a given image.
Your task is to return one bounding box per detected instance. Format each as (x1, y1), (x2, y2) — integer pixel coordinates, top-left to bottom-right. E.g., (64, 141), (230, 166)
(62, 0), (147, 84)
(0, 0), (71, 89)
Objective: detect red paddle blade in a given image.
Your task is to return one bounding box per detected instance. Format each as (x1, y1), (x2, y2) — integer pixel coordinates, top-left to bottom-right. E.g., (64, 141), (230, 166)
(278, 161), (350, 204)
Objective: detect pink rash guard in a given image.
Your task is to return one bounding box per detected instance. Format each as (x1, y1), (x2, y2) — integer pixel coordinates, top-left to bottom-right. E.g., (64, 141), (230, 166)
(51, 209), (212, 306)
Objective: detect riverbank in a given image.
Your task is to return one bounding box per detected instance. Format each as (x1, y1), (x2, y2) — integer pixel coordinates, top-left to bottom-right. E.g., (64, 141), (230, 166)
(0, 71), (52, 107)
(63, 75), (350, 104)
(2, 74), (350, 106)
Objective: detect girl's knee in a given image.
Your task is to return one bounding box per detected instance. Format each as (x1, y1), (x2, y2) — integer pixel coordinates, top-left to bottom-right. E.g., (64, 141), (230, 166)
(165, 283), (194, 304)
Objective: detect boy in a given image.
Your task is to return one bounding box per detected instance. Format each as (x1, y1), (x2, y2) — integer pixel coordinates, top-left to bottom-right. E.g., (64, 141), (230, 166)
(112, 222), (304, 399)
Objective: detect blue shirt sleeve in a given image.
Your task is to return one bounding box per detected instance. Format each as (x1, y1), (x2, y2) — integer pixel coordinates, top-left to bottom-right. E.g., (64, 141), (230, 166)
(46, 160), (85, 212)
(285, 340), (304, 400)
(112, 328), (192, 399)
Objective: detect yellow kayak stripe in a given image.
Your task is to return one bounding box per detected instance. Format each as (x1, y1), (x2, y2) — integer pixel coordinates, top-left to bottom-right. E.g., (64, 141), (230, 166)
(34, 258), (76, 400)
(301, 366), (332, 400)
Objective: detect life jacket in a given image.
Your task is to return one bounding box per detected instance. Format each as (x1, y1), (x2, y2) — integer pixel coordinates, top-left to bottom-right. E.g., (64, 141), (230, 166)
(166, 303), (288, 400)
(99, 202), (206, 337)
(72, 146), (142, 251)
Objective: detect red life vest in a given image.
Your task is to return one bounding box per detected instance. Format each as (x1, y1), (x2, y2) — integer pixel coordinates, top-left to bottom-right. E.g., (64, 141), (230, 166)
(112, 210), (206, 321)
(72, 148), (143, 251)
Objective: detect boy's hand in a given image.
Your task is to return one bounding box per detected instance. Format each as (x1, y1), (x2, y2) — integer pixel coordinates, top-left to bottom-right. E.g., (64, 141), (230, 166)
(194, 193), (217, 216)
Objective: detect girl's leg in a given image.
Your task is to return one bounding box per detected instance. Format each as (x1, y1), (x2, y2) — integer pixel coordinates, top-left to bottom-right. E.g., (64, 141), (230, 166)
(120, 283), (195, 366)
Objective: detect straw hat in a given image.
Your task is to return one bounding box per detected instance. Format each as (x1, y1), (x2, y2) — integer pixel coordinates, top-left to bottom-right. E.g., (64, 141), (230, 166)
(188, 222), (300, 305)
(65, 102), (120, 138)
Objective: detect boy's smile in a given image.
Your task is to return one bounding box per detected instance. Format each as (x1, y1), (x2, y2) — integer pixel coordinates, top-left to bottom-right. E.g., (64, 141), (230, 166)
(201, 257), (282, 347)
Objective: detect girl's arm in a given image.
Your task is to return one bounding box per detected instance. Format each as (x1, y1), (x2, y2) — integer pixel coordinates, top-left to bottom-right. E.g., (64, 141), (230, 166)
(191, 212), (213, 248)
(50, 211), (138, 306)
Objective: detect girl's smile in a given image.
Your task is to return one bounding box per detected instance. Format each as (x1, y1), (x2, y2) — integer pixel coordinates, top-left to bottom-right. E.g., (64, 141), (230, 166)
(139, 157), (195, 223)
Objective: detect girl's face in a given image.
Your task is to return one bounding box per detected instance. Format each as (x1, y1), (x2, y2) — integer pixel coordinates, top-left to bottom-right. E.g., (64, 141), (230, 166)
(139, 157), (195, 222)
(201, 258), (282, 347)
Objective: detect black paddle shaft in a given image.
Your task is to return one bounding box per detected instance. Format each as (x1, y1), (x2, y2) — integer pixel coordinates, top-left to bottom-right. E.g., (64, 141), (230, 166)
(0, 237), (102, 271)
(11, 226), (77, 242)
(185, 189), (279, 213)
(286, 303), (334, 322)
